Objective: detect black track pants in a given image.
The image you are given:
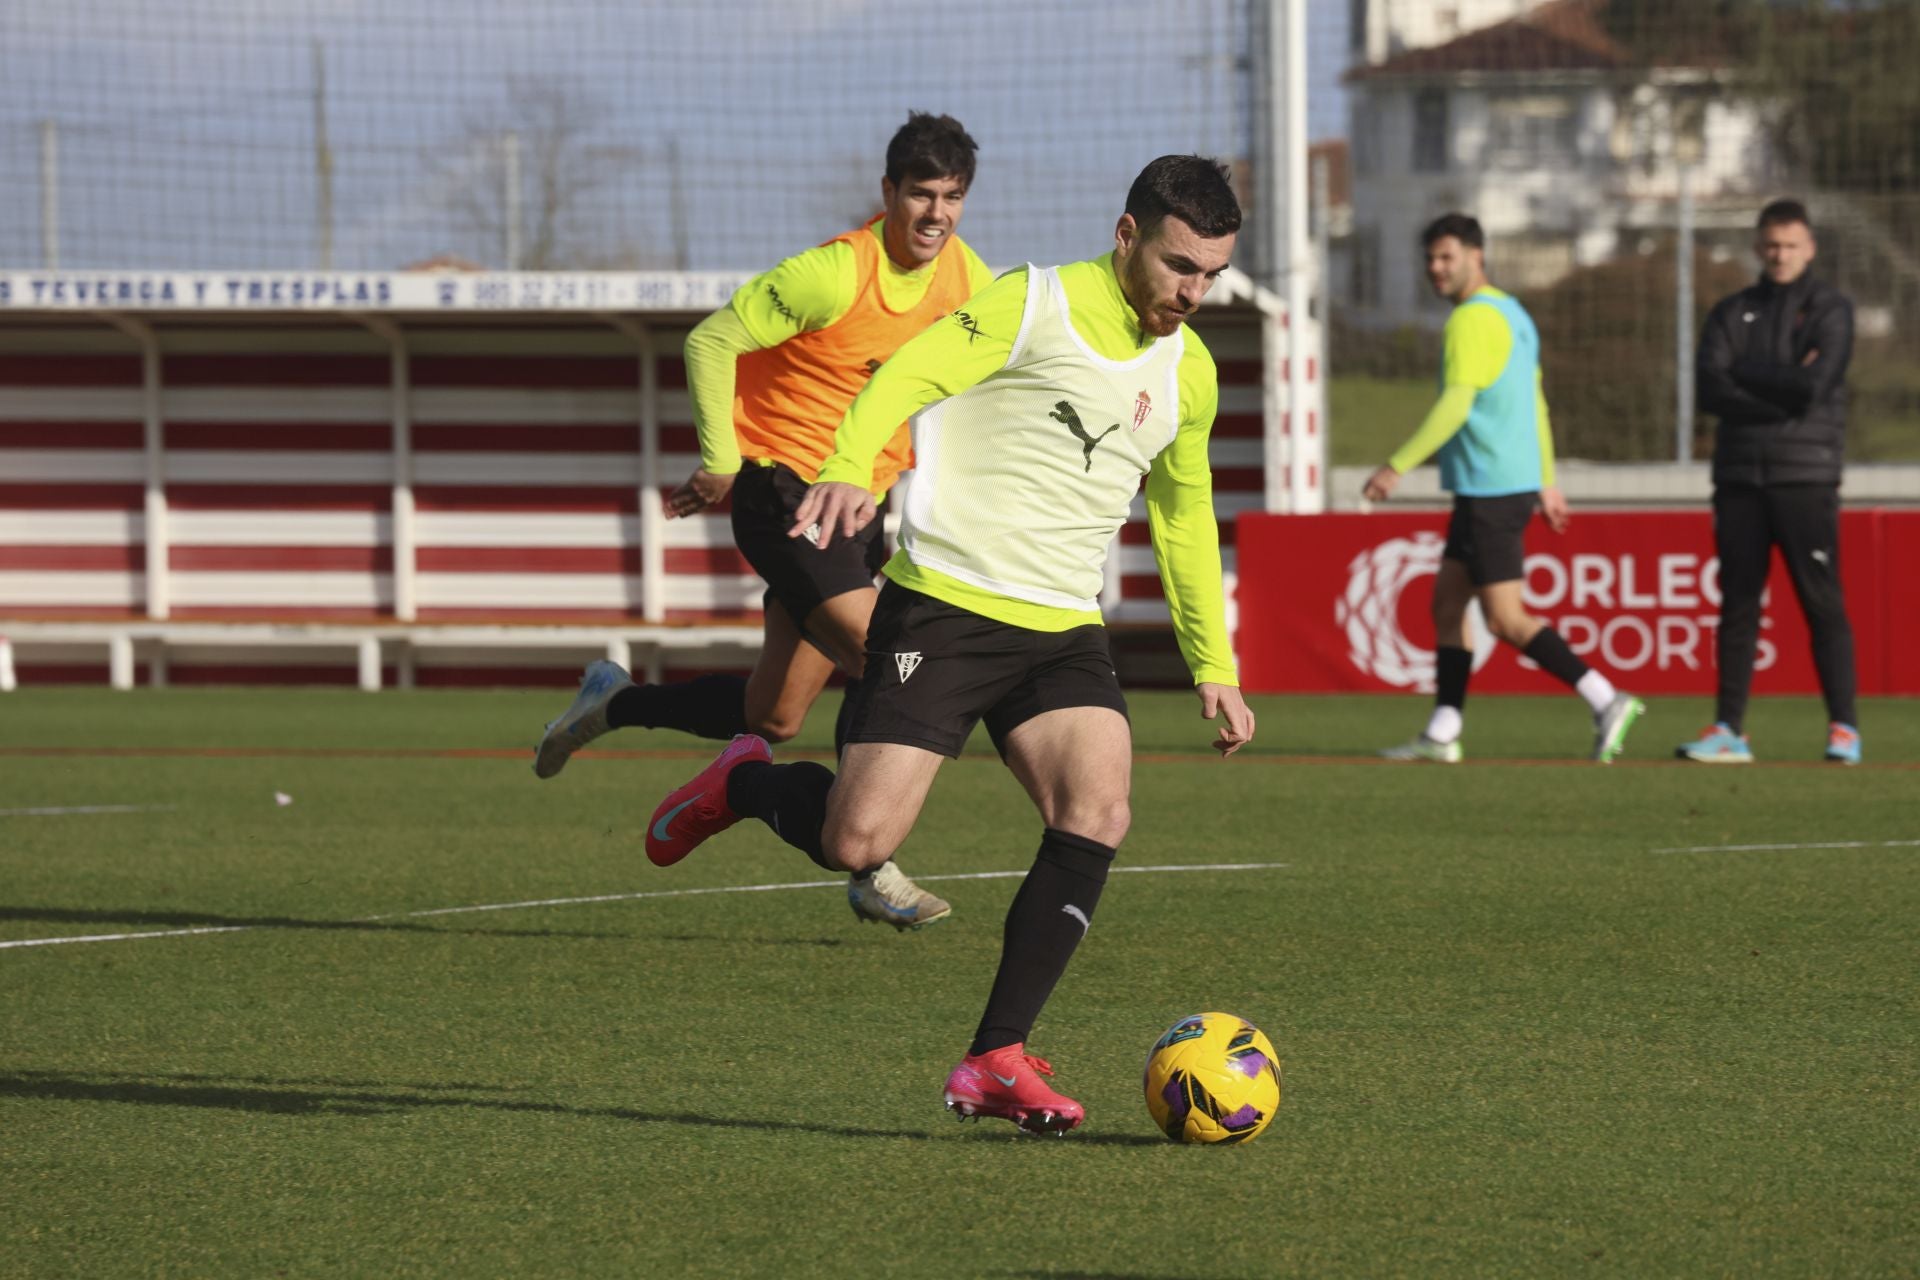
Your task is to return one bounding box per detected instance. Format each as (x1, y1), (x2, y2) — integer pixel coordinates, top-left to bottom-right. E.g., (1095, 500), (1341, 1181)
(1713, 483), (1858, 731)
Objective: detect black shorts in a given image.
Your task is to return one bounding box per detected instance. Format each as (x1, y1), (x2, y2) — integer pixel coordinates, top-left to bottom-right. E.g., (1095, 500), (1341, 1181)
(731, 463), (888, 633)
(1443, 492), (1536, 586)
(842, 582), (1129, 759)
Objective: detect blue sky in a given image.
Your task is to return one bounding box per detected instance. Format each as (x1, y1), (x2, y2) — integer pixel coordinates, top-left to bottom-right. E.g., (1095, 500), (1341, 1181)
(2, 0), (1352, 272)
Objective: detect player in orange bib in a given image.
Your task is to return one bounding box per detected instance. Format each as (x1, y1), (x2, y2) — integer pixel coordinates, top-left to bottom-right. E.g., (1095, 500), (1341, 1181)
(534, 113), (991, 930)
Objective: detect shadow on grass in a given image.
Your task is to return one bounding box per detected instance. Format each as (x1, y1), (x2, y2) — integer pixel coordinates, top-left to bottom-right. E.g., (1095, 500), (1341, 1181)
(144, 1070), (519, 1093)
(0, 1068), (1166, 1146)
(0, 906), (626, 941)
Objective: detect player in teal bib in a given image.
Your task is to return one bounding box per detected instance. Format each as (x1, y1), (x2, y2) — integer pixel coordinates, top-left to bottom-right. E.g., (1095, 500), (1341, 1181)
(1436, 289), (1544, 497)
(1363, 212), (1645, 764)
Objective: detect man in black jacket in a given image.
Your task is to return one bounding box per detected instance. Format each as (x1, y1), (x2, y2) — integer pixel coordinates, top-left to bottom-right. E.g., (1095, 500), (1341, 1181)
(1680, 199), (1860, 765)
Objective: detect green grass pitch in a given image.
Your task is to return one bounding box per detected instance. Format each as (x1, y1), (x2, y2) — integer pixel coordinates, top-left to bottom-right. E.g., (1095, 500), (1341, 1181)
(3, 687), (1916, 1277)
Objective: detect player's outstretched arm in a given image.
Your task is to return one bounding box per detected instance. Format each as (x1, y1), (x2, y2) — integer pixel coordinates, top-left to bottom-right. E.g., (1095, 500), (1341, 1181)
(789, 481), (876, 549)
(1371, 383), (1479, 504)
(1197, 682), (1255, 757)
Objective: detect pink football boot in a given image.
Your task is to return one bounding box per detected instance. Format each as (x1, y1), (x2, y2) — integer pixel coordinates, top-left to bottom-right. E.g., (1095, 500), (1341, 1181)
(643, 734), (772, 867)
(943, 1044), (1085, 1135)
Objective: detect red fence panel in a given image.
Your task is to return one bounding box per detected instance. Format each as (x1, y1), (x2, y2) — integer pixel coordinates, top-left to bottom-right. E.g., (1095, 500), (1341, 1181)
(1236, 510), (1910, 696)
(1877, 510), (1920, 696)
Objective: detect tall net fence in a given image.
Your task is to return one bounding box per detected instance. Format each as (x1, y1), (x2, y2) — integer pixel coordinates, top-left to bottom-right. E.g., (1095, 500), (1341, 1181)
(9, 1), (1915, 468)
(1331, 0), (1920, 466)
(0, 0), (1257, 276)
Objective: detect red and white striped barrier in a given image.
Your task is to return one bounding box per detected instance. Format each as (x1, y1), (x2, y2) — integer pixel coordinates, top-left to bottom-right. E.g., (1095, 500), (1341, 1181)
(0, 272), (1317, 686)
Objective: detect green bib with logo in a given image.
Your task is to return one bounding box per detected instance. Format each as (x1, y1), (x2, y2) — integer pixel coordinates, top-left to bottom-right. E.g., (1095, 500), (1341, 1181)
(899, 265), (1185, 611)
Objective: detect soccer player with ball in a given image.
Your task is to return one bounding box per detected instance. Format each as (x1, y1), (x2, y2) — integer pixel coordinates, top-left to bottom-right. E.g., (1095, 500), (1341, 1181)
(645, 155), (1256, 1134)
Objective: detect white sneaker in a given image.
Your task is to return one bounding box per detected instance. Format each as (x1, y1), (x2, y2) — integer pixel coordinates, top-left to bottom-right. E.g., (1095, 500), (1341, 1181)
(848, 861), (952, 931)
(1591, 693), (1646, 763)
(1379, 734), (1462, 764)
(534, 660), (634, 779)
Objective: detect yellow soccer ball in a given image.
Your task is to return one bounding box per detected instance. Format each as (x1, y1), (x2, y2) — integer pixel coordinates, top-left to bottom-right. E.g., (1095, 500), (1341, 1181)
(1143, 1012), (1283, 1145)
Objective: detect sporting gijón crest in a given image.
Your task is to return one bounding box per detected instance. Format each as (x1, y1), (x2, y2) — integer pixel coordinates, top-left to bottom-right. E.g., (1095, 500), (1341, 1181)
(895, 651), (923, 682)
(1131, 390), (1152, 431)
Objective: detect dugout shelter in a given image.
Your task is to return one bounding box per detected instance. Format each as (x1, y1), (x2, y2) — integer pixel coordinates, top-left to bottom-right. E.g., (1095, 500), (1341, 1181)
(0, 268), (1322, 689)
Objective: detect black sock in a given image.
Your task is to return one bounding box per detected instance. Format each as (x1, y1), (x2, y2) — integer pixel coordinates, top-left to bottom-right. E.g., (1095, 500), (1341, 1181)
(969, 828), (1116, 1057)
(1435, 645), (1471, 711)
(607, 674), (747, 740)
(1522, 627), (1591, 689)
(725, 760), (835, 870)
(833, 676), (863, 757)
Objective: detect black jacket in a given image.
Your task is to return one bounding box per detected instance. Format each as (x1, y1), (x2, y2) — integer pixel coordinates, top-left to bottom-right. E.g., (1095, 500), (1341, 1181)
(1696, 272), (1853, 487)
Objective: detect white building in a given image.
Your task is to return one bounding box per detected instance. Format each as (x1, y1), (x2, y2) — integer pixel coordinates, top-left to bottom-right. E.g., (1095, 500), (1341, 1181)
(1350, 0), (1535, 65)
(1343, 0), (1778, 324)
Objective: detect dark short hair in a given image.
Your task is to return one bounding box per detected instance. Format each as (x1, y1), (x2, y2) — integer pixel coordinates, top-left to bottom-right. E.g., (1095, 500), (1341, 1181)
(1124, 155), (1242, 240)
(885, 112), (978, 189)
(1422, 212), (1484, 250)
(1757, 199), (1813, 232)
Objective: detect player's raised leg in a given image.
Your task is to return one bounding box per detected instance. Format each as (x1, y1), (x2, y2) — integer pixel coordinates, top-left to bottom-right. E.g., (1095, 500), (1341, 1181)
(1475, 579), (1643, 762)
(643, 733), (774, 867)
(533, 655), (749, 779)
(645, 733), (944, 883)
(943, 705), (1130, 1134)
(529, 594), (851, 778)
(533, 658), (638, 779)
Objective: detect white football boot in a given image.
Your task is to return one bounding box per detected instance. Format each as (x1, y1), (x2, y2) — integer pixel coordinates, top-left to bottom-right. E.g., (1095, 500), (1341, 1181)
(1591, 693), (1647, 763)
(847, 861), (952, 930)
(534, 659), (634, 779)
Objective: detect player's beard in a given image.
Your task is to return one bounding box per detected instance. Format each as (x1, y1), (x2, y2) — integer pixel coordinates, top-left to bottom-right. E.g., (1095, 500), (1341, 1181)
(1140, 303), (1185, 338)
(1142, 284), (1192, 337)
(1120, 261), (1185, 337)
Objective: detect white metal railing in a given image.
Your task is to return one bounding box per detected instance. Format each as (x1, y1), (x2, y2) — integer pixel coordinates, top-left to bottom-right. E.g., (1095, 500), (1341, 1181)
(1328, 462), (1920, 510)
(0, 621), (765, 693)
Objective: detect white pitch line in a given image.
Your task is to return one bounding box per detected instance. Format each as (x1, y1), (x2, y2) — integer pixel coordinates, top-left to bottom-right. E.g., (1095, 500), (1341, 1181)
(394, 863), (1288, 919)
(0, 804), (177, 818)
(0, 861), (1289, 950)
(1654, 838), (1920, 855)
(0, 925), (256, 948)
(393, 879), (844, 919)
